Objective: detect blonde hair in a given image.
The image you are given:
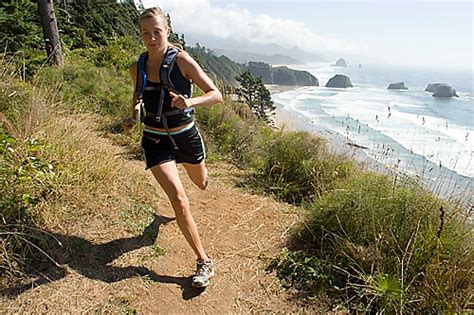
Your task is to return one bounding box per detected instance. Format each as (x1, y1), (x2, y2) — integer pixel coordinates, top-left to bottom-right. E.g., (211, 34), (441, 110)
(139, 7), (183, 49)
(139, 7), (172, 33)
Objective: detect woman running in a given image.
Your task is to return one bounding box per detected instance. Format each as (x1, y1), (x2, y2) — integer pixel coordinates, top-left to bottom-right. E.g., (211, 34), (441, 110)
(123, 7), (222, 288)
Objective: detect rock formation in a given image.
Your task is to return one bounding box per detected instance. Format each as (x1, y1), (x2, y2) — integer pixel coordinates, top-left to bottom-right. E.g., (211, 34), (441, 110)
(325, 74), (353, 88)
(425, 83), (458, 97)
(246, 61), (319, 86)
(333, 58), (347, 67)
(387, 82), (408, 90)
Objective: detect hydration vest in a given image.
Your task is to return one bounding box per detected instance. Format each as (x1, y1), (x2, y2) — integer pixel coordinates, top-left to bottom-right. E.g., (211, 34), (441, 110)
(135, 47), (194, 125)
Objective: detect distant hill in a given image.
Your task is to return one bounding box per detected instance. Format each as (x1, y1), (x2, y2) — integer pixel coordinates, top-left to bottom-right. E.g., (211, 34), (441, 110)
(246, 62), (318, 86)
(187, 45), (244, 87)
(187, 45), (318, 87)
(212, 49), (302, 65)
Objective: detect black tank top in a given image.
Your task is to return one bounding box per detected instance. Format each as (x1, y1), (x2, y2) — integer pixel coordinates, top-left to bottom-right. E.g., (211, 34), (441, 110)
(141, 62), (193, 129)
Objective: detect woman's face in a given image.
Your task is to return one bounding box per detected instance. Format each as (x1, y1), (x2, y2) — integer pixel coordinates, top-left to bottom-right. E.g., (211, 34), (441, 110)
(140, 16), (169, 52)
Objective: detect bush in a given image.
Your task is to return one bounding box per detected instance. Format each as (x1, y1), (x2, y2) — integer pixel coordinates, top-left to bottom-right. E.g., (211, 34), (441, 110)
(68, 36), (143, 71)
(1, 130), (59, 279)
(252, 130), (353, 204)
(278, 172), (473, 312)
(196, 100), (260, 166)
(34, 58), (132, 118)
(0, 54), (153, 281)
(268, 248), (332, 292)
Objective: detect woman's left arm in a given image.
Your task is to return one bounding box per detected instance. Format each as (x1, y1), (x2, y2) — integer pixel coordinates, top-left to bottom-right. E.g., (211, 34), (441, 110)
(170, 52), (223, 109)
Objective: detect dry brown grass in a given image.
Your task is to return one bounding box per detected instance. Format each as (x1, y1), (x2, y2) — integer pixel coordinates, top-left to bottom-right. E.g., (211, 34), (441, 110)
(0, 113), (326, 313)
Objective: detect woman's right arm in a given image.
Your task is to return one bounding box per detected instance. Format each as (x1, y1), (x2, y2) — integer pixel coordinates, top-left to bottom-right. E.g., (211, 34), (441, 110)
(123, 62), (140, 131)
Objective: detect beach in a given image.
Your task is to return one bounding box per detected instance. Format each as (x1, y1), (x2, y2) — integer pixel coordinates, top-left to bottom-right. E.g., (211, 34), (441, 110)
(267, 84), (380, 166)
(267, 83), (473, 203)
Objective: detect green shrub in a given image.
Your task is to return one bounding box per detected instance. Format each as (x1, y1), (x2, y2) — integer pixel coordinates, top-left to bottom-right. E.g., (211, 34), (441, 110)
(8, 50), (49, 80)
(1, 55), (54, 138)
(197, 98), (352, 204)
(268, 248), (332, 292)
(0, 130), (59, 278)
(196, 100), (259, 166)
(278, 172), (473, 312)
(68, 36), (143, 71)
(35, 59), (132, 118)
(252, 130), (353, 204)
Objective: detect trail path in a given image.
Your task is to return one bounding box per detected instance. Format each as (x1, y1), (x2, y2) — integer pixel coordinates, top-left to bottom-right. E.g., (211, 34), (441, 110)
(1, 118), (308, 313)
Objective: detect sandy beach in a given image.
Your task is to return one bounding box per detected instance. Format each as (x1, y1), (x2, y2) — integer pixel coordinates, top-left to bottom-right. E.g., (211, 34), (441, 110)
(266, 84), (380, 169)
(267, 85), (473, 201)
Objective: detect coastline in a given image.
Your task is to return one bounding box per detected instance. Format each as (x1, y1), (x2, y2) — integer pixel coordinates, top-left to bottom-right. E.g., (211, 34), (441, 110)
(267, 84), (382, 169)
(267, 85), (473, 202)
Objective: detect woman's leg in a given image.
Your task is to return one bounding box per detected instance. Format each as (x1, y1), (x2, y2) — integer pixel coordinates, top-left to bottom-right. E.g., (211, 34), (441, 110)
(182, 161), (208, 190)
(150, 161), (208, 260)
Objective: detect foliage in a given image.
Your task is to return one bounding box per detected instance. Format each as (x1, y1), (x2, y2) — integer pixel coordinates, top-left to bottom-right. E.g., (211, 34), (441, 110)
(0, 54), (159, 281)
(1, 0), (141, 54)
(197, 98), (352, 204)
(268, 248), (332, 291)
(167, 13), (186, 48)
(196, 100), (260, 166)
(0, 130), (59, 278)
(275, 172), (473, 312)
(252, 129), (352, 204)
(187, 44), (244, 87)
(246, 61), (318, 86)
(67, 36), (143, 71)
(235, 71), (275, 124)
(1, 131), (57, 220)
(34, 56), (132, 118)
(0, 0), (44, 52)
(57, 0), (140, 50)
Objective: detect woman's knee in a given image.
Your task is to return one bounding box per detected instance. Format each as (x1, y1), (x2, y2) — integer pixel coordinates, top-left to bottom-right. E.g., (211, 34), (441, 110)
(170, 193), (190, 213)
(195, 178), (208, 190)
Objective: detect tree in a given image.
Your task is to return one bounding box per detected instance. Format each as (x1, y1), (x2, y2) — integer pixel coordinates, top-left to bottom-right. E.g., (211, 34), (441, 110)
(55, 0), (140, 50)
(1, 0), (142, 54)
(0, 0), (43, 52)
(235, 71), (275, 124)
(37, 0), (64, 66)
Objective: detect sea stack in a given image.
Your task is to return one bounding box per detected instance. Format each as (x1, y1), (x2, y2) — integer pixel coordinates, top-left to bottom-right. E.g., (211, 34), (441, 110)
(326, 74), (353, 88)
(425, 83), (458, 98)
(333, 58), (347, 67)
(387, 82), (408, 90)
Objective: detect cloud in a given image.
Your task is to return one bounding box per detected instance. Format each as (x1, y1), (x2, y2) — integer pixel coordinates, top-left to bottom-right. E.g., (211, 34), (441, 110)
(141, 0), (367, 56)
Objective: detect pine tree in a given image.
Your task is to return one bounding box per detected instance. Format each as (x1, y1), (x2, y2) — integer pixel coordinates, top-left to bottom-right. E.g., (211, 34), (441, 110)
(37, 0), (64, 66)
(235, 71), (275, 124)
(0, 0), (43, 52)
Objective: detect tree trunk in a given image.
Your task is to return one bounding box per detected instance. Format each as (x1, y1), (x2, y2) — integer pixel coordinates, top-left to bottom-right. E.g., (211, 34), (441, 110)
(37, 0), (64, 67)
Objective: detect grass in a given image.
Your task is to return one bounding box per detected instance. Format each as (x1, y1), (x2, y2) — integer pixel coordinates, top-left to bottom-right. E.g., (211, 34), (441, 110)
(150, 244), (166, 257)
(120, 203), (156, 235)
(1, 54), (65, 276)
(196, 99), (261, 166)
(0, 53), (161, 284)
(250, 129), (353, 204)
(275, 171), (473, 312)
(1, 44), (472, 313)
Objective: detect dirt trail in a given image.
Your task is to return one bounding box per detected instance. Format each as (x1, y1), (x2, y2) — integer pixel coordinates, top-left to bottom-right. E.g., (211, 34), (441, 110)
(1, 118), (307, 313)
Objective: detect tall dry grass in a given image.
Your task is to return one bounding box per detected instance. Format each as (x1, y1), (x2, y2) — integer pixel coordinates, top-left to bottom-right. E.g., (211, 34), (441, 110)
(0, 54), (160, 284)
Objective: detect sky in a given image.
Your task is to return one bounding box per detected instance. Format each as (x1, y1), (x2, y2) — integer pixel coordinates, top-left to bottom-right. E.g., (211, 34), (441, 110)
(141, 0), (473, 71)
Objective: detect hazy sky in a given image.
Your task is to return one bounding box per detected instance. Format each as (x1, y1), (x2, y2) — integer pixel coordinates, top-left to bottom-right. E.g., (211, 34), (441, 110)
(141, 0), (473, 70)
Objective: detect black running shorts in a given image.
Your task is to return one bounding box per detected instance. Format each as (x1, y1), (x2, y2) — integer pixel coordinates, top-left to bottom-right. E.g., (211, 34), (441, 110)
(141, 123), (206, 169)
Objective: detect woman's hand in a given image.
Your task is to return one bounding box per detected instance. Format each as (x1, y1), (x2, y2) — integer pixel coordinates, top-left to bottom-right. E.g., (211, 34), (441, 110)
(169, 91), (193, 109)
(122, 117), (137, 132)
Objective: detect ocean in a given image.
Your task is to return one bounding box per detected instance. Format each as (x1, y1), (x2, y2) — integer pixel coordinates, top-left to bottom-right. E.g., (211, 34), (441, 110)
(271, 63), (473, 200)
